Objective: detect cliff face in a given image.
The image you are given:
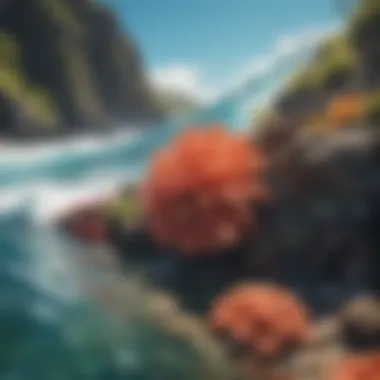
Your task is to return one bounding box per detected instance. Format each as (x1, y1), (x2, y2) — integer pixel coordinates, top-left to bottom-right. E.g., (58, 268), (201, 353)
(0, 0), (162, 137)
(255, 0), (380, 133)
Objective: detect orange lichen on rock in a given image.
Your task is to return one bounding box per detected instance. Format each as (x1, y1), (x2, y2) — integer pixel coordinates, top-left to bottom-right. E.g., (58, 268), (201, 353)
(141, 125), (269, 255)
(325, 93), (365, 127)
(325, 352), (380, 380)
(208, 283), (310, 357)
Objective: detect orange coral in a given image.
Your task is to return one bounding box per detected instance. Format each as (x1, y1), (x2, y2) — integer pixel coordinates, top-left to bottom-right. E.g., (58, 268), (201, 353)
(141, 125), (269, 255)
(325, 93), (364, 127)
(325, 352), (380, 380)
(208, 283), (310, 357)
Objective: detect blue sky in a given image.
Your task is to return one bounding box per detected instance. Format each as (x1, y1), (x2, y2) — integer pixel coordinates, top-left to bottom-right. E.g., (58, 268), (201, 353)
(104, 0), (342, 100)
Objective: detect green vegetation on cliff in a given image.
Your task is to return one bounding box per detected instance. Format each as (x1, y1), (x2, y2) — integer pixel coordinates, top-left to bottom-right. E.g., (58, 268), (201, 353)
(364, 90), (380, 124)
(255, 0), (380, 131)
(315, 33), (356, 91)
(283, 32), (355, 96)
(349, 0), (380, 47)
(0, 0), (162, 136)
(0, 32), (59, 130)
(102, 192), (142, 226)
(282, 0), (379, 99)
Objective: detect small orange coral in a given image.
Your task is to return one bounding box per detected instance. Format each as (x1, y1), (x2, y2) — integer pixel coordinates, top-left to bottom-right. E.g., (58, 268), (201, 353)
(325, 352), (380, 380)
(325, 93), (364, 127)
(141, 125), (269, 255)
(208, 283), (310, 357)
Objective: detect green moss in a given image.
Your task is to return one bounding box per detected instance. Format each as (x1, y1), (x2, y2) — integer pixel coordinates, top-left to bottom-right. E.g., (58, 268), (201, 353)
(284, 66), (321, 94)
(349, 0), (380, 46)
(317, 34), (356, 89)
(283, 33), (355, 94)
(284, 55), (327, 94)
(101, 193), (142, 225)
(0, 32), (59, 128)
(0, 68), (59, 128)
(40, 0), (84, 36)
(0, 34), (19, 68)
(351, 0), (380, 20)
(318, 34), (354, 67)
(364, 90), (380, 124)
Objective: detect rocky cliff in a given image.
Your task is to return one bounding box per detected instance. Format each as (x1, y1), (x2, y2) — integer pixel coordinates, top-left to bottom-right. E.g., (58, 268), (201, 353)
(0, 0), (163, 137)
(254, 0), (380, 131)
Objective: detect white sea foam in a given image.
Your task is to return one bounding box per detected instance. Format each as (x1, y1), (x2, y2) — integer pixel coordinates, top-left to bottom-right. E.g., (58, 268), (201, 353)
(0, 128), (142, 166)
(0, 166), (143, 223)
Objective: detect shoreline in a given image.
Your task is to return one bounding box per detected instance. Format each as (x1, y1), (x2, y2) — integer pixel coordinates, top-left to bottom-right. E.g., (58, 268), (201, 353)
(55, 125), (380, 315)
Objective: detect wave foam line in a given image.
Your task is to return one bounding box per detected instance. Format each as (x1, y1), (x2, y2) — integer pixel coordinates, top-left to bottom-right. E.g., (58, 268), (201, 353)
(0, 166), (143, 224)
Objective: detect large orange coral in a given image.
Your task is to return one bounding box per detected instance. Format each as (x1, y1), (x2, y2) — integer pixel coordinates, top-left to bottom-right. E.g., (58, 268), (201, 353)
(141, 125), (269, 255)
(208, 283), (310, 357)
(325, 352), (380, 380)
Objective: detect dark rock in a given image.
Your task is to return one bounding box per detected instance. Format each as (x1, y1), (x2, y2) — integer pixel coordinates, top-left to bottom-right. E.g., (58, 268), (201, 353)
(0, 0), (162, 137)
(350, 8), (380, 89)
(106, 221), (253, 314)
(249, 129), (380, 315)
(274, 89), (324, 125)
(340, 296), (380, 349)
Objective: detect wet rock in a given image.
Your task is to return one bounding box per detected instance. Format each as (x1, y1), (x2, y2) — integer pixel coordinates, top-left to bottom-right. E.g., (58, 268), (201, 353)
(284, 317), (346, 380)
(339, 295), (380, 350)
(246, 128), (380, 316)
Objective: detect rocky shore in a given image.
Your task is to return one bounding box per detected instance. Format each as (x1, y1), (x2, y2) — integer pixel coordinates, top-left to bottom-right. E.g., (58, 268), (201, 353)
(51, 1), (380, 379)
(54, 125), (380, 380)
(58, 127), (380, 307)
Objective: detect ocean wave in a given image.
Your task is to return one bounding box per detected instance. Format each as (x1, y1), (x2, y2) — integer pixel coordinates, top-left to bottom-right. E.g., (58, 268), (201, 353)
(0, 128), (142, 166)
(0, 166), (143, 223)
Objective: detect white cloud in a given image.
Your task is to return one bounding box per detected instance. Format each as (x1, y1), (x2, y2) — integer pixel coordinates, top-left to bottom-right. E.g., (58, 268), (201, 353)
(148, 64), (217, 103)
(148, 22), (341, 105)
